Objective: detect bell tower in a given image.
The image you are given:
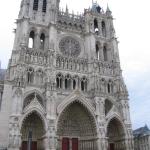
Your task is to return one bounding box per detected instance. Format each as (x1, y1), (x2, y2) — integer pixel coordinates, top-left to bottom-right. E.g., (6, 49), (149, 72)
(13, 0), (60, 50)
(0, 0), (134, 150)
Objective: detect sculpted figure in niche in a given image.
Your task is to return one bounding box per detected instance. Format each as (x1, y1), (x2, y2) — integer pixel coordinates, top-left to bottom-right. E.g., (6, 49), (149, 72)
(12, 88), (22, 115)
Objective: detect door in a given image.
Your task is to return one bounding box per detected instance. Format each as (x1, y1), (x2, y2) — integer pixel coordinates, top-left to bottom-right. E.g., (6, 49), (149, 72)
(21, 141), (37, 150)
(109, 143), (115, 150)
(62, 138), (69, 150)
(22, 141), (27, 150)
(72, 138), (78, 150)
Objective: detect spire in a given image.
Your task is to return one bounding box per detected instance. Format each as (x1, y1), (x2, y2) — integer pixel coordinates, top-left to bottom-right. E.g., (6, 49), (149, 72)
(106, 4), (111, 12)
(65, 4), (69, 14)
(91, 1), (101, 13)
(106, 3), (112, 16)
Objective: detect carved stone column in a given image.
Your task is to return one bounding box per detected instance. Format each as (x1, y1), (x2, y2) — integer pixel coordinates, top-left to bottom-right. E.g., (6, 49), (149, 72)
(95, 97), (106, 150)
(8, 123), (21, 150)
(48, 121), (57, 150)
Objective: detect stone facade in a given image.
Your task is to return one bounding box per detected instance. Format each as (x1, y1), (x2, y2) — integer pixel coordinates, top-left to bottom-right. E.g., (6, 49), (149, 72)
(133, 125), (150, 150)
(0, 0), (134, 150)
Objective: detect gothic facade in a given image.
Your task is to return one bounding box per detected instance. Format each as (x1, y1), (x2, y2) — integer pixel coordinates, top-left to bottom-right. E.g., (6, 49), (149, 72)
(0, 0), (134, 150)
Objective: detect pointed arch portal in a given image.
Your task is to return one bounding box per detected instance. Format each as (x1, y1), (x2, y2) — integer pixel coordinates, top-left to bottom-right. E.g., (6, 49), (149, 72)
(107, 118), (126, 150)
(57, 101), (98, 150)
(21, 111), (46, 150)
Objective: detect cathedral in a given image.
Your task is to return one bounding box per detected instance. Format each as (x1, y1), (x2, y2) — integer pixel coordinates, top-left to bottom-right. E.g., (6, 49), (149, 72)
(0, 0), (134, 150)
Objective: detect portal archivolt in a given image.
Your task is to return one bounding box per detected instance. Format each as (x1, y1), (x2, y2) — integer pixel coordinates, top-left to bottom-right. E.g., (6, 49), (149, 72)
(107, 117), (126, 150)
(57, 101), (98, 150)
(21, 111), (46, 150)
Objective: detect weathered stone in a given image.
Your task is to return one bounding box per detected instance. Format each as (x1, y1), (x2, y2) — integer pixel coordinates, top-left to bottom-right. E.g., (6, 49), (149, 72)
(0, 0), (134, 150)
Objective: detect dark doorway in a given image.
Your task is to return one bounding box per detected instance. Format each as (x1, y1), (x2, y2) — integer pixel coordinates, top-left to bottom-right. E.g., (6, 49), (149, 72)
(21, 141), (37, 150)
(72, 138), (78, 150)
(62, 138), (79, 150)
(109, 143), (115, 150)
(62, 138), (69, 150)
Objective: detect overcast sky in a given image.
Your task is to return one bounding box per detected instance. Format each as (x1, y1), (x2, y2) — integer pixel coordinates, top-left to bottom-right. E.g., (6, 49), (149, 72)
(0, 0), (150, 130)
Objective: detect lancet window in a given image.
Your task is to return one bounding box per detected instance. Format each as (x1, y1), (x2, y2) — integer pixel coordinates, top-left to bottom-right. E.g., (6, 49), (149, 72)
(65, 74), (71, 90)
(40, 33), (45, 50)
(103, 45), (108, 61)
(96, 42), (100, 60)
(36, 69), (44, 85)
(42, 0), (47, 13)
(81, 77), (88, 92)
(33, 0), (39, 11)
(27, 67), (34, 84)
(28, 31), (35, 48)
(56, 74), (63, 89)
(102, 21), (106, 37)
(107, 80), (113, 94)
(94, 19), (99, 33)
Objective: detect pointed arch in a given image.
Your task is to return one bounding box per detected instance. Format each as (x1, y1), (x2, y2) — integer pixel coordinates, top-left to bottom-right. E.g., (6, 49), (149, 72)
(81, 76), (88, 92)
(40, 33), (45, 50)
(103, 44), (108, 61)
(102, 20), (106, 37)
(20, 109), (47, 131)
(23, 89), (45, 101)
(96, 41), (101, 60)
(94, 18), (99, 33)
(64, 74), (71, 90)
(56, 96), (98, 150)
(57, 95), (96, 124)
(23, 89), (46, 109)
(28, 31), (35, 48)
(56, 73), (63, 89)
(106, 115), (127, 150)
(106, 114), (126, 135)
(26, 67), (34, 83)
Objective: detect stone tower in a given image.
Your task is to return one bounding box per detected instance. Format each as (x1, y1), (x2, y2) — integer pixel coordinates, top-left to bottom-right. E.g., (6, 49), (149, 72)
(0, 0), (134, 150)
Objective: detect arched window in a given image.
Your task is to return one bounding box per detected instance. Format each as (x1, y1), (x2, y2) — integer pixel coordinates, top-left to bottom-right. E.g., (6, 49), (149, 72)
(36, 69), (43, 85)
(107, 80), (113, 94)
(107, 83), (111, 93)
(42, 0), (47, 12)
(73, 79), (76, 90)
(23, 93), (45, 109)
(103, 45), (108, 61)
(40, 33), (45, 50)
(105, 99), (113, 115)
(96, 42), (100, 60)
(27, 68), (34, 84)
(56, 74), (63, 89)
(81, 77), (87, 92)
(94, 19), (99, 33)
(65, 75), (71, 90)
(28, 31), (35, 48)
(102, 21), (106, 37)
(33, 0), (39, 11)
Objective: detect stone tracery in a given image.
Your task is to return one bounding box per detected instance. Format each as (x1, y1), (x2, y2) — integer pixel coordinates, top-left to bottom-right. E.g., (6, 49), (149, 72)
(59, 36), (81, 57)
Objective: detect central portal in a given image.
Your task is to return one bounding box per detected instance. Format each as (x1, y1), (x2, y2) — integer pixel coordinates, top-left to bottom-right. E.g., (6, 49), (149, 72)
(57, 102), (97, 150)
